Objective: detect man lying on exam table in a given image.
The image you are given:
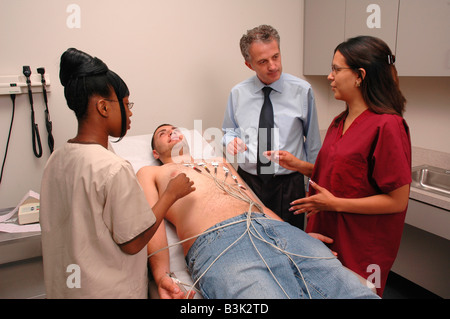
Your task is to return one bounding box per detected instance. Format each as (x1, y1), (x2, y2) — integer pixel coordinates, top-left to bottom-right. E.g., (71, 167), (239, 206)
(135, 124), (379, 299)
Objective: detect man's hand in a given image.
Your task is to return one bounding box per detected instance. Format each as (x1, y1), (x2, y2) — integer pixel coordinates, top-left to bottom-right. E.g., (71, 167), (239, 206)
(158, 275), (195, 299)
(226, 137), (247, 155)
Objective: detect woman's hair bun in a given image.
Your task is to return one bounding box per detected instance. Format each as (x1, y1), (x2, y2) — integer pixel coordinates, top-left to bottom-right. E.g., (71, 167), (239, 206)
(59, 48), (109, 87)
(59, 47), (129, 139)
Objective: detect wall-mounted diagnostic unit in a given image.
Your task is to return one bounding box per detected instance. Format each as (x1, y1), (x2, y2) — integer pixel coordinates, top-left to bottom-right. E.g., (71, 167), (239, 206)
(0, 73), (50, 95)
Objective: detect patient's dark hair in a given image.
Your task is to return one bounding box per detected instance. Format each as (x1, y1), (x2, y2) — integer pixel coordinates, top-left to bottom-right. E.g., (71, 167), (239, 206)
(151, 123), (174, 166)
(59, 48), (130, 138)
(151, 123), (174, 151)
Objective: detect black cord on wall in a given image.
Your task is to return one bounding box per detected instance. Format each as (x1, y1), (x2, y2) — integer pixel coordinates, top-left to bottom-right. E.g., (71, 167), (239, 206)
(0, 94), (16, 185)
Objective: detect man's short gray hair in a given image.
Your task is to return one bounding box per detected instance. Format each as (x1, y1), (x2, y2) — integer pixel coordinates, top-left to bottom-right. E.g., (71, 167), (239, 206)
(239, 25), (280, 62)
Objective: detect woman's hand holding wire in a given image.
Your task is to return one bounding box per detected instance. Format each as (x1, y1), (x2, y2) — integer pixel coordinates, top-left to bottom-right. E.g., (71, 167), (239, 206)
(264, 150), (314, 177)
(289, 180), (337, 218)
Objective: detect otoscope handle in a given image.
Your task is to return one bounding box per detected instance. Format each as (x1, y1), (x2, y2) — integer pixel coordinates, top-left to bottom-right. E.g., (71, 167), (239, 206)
(37, 67), (49, 105)
(23, 66), (34, 106)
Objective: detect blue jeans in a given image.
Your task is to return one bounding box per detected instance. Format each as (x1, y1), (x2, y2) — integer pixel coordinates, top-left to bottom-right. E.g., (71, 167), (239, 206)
(186, 213), (379, 299)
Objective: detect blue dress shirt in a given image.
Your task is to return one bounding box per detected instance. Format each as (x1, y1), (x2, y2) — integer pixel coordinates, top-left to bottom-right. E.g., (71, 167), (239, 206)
(222, 73), (321, 175)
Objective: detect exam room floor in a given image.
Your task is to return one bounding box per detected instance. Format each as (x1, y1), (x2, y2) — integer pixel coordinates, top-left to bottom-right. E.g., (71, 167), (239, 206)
(382, 272), (442, 299)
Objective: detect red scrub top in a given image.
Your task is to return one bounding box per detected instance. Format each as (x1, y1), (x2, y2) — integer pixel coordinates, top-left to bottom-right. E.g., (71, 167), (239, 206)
(305, 109), (411, 297)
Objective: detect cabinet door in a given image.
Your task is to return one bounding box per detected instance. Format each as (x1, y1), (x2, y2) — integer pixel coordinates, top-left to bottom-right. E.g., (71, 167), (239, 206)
(345, 0), (399, 53)
(396, 0), (450, 76)
(303, 0), (345, 75)
(303, 0), (399, 76)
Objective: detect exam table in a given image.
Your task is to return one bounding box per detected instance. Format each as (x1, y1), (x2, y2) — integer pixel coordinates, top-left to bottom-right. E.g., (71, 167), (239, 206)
(0, 130), (375, 298)
(110, 130), (376, 298)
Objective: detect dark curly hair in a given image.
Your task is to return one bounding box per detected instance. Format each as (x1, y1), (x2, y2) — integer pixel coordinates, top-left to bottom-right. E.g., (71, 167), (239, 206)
(239, 25), (280, 62)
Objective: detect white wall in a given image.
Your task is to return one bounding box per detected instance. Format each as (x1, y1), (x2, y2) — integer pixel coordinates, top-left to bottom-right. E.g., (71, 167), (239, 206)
(0, 0), (449, 209)
(0, 0), (304, 207)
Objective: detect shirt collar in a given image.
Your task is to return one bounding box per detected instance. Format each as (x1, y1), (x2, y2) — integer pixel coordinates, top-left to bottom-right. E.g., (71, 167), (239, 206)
(253, 73), (284, 94)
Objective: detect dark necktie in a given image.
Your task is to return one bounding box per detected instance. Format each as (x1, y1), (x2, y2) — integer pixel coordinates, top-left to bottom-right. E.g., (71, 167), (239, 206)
(257, 86), (274, 182)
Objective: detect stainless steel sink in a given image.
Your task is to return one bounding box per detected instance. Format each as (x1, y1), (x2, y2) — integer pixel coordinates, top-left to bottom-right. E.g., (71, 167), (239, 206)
(411, 165), (450, 197)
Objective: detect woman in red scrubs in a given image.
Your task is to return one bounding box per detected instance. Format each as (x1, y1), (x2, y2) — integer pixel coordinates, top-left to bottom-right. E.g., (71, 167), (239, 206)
(266, 36), (411, 297)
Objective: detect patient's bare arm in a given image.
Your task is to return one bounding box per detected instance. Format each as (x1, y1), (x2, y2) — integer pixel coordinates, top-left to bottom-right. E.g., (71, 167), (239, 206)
(148, 221), (189, 299)
(137, 166), (195, 299)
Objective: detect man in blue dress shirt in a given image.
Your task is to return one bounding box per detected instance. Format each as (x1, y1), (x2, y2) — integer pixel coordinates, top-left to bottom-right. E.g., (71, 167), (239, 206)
(222, 25), (321, 229)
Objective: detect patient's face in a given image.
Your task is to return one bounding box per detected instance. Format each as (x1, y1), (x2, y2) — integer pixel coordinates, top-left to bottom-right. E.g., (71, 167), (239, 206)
(153, 125), (184, 156)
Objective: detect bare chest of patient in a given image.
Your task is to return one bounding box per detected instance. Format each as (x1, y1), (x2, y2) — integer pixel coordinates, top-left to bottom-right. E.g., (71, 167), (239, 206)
(157, 162), (250, 214)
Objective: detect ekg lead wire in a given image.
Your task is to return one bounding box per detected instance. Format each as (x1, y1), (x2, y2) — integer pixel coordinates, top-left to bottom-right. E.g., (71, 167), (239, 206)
(149, 162), (335, 299)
